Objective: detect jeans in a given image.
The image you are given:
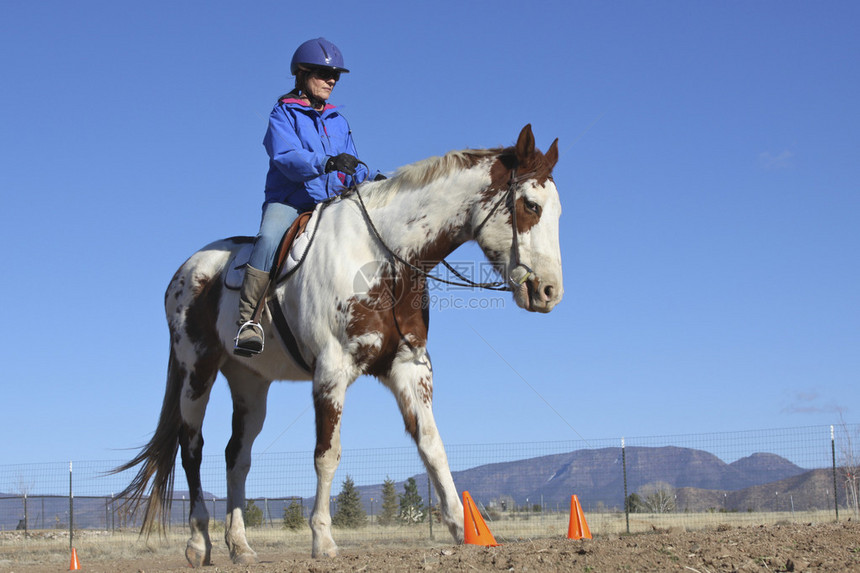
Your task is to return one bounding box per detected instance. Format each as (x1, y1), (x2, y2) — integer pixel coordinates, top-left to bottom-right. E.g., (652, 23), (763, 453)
(248, 202), (301, 272)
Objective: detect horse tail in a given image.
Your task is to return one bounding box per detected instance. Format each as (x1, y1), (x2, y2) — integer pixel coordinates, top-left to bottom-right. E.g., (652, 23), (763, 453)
(111, 348), (184, 538)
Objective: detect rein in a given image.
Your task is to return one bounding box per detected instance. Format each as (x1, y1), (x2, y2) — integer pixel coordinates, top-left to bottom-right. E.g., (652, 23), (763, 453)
(350, 162), (535, 292)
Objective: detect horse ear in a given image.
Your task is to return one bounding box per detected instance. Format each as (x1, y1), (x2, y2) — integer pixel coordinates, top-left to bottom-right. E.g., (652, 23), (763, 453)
(515, 124), (535, 163)
(545, 138), (559, 170)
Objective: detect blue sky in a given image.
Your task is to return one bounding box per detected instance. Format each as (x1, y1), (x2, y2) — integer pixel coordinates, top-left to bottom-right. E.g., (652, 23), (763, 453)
(1, 1), (857, 470)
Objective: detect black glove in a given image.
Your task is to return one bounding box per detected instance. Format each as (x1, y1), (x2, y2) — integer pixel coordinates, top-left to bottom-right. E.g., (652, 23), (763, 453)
(374, 173), (388, 181)
(325, 153), (359, 175)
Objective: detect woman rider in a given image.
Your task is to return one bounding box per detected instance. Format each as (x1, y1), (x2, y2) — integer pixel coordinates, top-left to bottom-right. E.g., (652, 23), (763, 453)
(235, 37), (381, 357)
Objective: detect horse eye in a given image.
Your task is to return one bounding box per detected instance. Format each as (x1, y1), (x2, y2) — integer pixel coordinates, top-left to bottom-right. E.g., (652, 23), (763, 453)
(524, 199), (541, 215)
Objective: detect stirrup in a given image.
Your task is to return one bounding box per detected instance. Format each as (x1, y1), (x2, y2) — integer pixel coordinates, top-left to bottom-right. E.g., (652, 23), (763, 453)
(233, 321), (265, 357)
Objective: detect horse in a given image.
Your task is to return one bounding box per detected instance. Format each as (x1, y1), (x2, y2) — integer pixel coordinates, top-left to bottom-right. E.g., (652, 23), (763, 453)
(115, 124), (563, 566)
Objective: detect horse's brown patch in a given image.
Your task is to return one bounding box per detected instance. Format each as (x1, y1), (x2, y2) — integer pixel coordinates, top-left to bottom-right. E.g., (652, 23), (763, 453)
(513, 195), (541, 234)
(184, 274), (223, 400)
(345, 269), (430, 379)
(225, 401), (247, 471)
(398, 391), (418, 439)
(166, 268), (186, 306)
(226, 236), (256, 245)
(168, 352), (187, 396)
(413, 223), (467, 267)
(351, 340), (381, 373)
(313, 390), (342, 458)
(179, 422), (204, 496)
(417, 375), (433, 405)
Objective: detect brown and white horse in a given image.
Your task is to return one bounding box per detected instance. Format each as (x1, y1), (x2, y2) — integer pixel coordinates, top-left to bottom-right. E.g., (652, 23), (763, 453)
(116, 124), (563, 566)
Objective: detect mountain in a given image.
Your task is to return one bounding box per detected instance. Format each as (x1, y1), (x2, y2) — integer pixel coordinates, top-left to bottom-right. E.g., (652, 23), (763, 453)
(729, 453), (808, 486)
(675, 468), (837, 512)
(349, 446), (808, 512)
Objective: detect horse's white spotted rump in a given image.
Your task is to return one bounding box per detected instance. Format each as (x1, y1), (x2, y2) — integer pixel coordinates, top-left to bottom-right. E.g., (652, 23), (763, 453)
(114, 124), (563, 566)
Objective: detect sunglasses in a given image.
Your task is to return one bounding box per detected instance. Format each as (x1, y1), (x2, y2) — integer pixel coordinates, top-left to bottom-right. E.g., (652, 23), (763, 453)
(311, 68), (341, 82)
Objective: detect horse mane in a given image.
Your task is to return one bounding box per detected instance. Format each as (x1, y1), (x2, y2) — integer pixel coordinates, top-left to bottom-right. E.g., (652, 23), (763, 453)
(364, 147), (511, 204)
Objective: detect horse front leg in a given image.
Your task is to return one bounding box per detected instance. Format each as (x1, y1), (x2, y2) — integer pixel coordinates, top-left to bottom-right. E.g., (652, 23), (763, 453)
(222, 363), (271, 564)
(309, 369), (349, 558)
(386, 348), (464, 543)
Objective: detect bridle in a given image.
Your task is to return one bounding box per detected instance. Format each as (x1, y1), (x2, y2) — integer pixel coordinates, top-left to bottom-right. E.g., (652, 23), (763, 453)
(477, 167), (536, 288)
(349, 161), (537, 292)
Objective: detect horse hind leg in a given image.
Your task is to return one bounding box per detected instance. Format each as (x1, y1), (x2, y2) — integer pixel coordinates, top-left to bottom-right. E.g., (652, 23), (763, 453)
(176, 355), (219, 568)
(169, 269), (226, 567)
(221, 361), (271, 565)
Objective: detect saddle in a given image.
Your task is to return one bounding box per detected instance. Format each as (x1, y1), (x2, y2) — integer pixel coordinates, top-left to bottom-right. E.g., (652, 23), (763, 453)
(225, 210), (316, 290)
(226, 210), (315, 370)
(270, 210), (314, 282)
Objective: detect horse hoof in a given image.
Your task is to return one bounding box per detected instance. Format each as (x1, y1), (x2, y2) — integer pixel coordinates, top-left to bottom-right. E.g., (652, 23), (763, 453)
(185, 545), (211, 568)
(312, 544), (339, 558)
(231, 550), (259, 565)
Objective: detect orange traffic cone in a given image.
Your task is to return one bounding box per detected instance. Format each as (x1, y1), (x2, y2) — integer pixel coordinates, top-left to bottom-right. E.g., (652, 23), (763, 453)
(567, 494), (592, 540)
(69, 547), (81, 570)
(463, 491), (499, 546)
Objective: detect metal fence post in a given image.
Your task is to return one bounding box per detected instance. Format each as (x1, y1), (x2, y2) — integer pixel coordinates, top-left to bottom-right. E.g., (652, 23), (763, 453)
(427, 479), (434, 539)
(69, 462), (74, 552)
(831, 425), (839, 521)
(622, 437), (630, 534)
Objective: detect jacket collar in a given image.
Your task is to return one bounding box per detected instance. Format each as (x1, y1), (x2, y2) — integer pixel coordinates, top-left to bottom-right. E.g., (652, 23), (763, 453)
(279, 91), (337, 115)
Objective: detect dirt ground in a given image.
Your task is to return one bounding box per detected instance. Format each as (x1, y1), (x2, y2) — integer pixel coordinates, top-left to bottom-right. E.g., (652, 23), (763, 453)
(3, 521), (859, 572)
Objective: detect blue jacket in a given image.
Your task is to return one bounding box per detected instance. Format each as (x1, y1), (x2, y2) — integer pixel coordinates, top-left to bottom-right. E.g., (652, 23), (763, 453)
(263, 96), (377, 211)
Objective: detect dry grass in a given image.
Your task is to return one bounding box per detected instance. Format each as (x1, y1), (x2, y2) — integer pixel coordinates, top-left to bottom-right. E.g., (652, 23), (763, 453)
(0, 510), (838, 567)
(0, 529), (183, 568)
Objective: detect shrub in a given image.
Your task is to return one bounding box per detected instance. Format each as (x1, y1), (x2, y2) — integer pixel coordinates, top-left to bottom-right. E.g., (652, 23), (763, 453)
(243, 500), (263, 527)
(283, 501), (305, 530)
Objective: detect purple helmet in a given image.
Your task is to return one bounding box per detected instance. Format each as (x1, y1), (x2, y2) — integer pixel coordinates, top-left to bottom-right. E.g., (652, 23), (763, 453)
(290, 38), (349, 75)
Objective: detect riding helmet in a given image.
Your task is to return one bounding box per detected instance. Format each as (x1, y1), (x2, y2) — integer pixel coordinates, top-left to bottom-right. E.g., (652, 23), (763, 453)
(290, 38), (349, 75)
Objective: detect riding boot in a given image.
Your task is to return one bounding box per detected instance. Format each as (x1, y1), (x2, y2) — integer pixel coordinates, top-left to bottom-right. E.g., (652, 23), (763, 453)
(233, 265), (270, 357)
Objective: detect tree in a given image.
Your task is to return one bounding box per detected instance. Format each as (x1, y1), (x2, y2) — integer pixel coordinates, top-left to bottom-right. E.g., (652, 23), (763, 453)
(637, 482), (676, 514)
(399, 477), (425, 524)
(332, 475), (366, 528)
(243, 499), (263, 527)
(625, 493), (643, 513)
(283, 500), (305, 530)
(377, 476), (399, 526)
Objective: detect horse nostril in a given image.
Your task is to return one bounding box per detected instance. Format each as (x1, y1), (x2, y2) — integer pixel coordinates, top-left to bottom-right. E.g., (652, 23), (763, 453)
(543, 284), (555, 301)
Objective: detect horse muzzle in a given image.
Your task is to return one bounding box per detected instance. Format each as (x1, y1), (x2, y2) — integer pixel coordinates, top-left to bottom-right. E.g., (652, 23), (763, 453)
(510, 265), (562, 313)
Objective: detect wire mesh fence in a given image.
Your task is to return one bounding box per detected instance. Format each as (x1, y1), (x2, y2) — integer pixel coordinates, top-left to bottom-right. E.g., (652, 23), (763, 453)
(1, 423), (858, 549)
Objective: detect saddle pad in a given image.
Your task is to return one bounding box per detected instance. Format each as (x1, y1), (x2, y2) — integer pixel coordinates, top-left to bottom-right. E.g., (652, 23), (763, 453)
(224, 211), (318, 290)
(224, 245), (253, 290)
